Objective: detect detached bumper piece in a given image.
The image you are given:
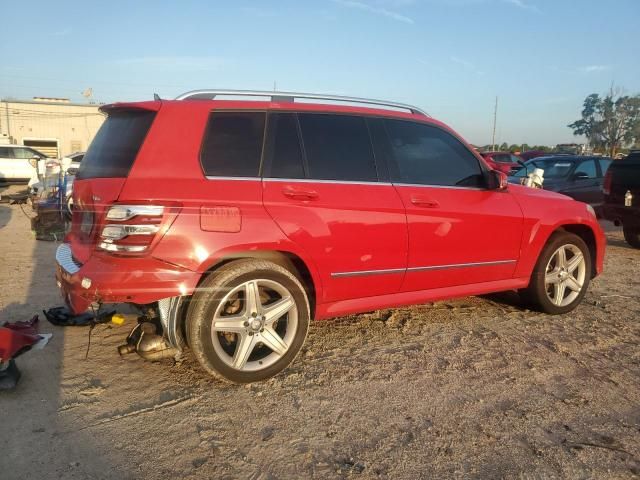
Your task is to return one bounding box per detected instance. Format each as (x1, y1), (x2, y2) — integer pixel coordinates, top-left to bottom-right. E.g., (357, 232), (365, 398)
(43, 306), (115, 327)
(0, 315), (47, 391)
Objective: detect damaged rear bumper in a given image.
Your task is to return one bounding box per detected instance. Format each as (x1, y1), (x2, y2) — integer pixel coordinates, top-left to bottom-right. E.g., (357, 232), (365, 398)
(55, 243), (199, 319)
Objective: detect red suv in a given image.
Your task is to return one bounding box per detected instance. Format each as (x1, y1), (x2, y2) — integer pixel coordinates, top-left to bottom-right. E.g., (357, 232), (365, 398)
(55, 90), (605, 383)
(480, 151), (522, 175)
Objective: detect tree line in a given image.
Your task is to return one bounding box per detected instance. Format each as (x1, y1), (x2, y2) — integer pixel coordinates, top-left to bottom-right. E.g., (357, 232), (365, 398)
(569, 87), (640, 157)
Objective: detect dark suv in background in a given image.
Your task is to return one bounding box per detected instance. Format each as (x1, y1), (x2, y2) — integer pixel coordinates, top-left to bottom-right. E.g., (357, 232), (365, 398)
(509, 155), (612, 213)
(602, 150), (640, 248)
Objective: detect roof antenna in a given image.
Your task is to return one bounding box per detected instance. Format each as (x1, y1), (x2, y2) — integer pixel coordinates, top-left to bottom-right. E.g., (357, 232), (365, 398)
(153, 93), (161, 101)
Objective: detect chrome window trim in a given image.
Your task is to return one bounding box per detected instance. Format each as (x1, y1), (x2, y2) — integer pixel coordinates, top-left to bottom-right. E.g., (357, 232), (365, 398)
(394, 182), (486, 191)
(263, 178), (392, 186)
(205, 176), (262, 181)
(331, 259), (516, 278)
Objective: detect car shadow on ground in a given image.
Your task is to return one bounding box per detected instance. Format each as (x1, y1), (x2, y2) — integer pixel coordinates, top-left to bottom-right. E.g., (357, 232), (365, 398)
(0, 203), (132, 479)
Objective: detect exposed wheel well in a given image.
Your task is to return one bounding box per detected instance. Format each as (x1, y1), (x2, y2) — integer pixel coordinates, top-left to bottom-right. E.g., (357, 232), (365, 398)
(555, 224), (597, 278)
(198, 251), (317, 318)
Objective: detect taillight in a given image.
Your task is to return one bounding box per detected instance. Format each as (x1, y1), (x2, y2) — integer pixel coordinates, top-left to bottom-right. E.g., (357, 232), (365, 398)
(98, 204), (177, 255)
(602, 170), (612, 195)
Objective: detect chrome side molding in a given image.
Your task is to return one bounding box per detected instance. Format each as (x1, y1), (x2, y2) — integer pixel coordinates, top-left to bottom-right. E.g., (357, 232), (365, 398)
(331, 259), (517, 278)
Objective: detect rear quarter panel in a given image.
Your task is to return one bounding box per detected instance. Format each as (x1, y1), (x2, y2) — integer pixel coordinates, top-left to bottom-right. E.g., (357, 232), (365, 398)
(118, 101), (324, 298)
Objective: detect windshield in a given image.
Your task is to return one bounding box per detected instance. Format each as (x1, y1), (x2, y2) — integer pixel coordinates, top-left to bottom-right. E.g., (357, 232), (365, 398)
(512, 158), (576, 178)
(490, 153), (512, 163)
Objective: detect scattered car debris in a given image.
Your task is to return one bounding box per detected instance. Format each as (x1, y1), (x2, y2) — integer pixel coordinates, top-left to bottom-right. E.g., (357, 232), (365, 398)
(0, 315), (51, 391)
(43, 306), (115, 327)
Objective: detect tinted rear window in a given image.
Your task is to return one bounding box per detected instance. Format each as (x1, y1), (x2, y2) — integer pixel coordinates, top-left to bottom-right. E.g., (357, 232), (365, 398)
(200, 111), (266, 177)
(77, 110), (155, 179)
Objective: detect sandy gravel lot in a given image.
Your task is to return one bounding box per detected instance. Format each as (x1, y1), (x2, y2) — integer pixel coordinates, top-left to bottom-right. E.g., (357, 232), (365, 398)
(1, 192), (639, 479)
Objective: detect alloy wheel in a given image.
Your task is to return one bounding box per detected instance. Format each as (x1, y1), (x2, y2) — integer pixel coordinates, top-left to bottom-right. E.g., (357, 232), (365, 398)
(210, 279), (298, 372)
(544, 244), (586, 307)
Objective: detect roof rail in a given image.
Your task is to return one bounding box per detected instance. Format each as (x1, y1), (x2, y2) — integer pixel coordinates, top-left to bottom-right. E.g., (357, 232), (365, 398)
(175, 89), (429, 116)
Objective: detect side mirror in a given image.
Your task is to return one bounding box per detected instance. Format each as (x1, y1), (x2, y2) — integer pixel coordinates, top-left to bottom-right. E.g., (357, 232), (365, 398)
(488, 169), (509, 191)
(28, 156), (39, 168)
(573, 172), (589, 181)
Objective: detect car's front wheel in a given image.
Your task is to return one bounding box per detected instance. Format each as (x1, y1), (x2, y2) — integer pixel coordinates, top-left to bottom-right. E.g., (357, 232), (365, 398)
(186, 259), (310, 383)
(522, 232), (591, 314)
(623, 225), (640, 249)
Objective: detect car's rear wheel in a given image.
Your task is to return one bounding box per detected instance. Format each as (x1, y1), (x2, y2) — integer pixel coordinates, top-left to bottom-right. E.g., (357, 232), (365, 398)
(522, 232), (591, 314)
(186, 259), (310, 383)
(623, 225), (640, 249)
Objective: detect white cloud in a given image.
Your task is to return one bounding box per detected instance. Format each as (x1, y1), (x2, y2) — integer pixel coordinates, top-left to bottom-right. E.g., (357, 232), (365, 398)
(241, 6), (279, 18)
(332, 0), (415, 24)
(501, 0), (540, 13)
(52, 28), (72, 36)
(450, 56), (485, 75)
(580, 65), (611, 73)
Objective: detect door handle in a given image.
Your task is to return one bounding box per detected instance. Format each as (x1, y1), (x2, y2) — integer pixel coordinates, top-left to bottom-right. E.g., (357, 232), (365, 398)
(410, 195), (439, 208)
(282, 187), (319, 200)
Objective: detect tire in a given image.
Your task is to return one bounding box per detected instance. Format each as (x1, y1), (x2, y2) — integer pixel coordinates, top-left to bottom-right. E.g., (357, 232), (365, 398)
(521, 232), (592, 314)
(623, 225), (640, 249)
(185, 259), (310, 383)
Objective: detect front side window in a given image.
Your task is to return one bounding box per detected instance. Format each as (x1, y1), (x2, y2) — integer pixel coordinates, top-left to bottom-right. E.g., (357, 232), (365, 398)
(385, 120), (484, 187)
(200, 111), (266, 177)
(298, 113), (377, 182)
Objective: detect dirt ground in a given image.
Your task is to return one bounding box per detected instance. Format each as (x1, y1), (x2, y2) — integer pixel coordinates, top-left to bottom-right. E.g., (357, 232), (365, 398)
(1, 188), (639, 479)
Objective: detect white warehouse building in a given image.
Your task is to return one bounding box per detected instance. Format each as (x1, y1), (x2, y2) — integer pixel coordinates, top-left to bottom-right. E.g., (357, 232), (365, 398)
(0, 97), (105, 158)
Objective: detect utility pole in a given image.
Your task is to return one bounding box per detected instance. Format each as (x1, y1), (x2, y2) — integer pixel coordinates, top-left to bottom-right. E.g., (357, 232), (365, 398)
(491, 96), (498, 151)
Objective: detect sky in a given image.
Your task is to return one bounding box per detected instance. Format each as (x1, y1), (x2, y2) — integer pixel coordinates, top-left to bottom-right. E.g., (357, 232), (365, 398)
(1, 0), (638, 146)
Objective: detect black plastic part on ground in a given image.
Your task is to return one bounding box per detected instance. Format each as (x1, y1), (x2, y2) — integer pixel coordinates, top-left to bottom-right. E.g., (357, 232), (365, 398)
(43, 306), (116, 327)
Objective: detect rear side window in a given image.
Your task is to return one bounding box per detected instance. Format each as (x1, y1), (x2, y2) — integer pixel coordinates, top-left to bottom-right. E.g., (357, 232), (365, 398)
(201, 111), (266, 177)
(77, 110), (156, 179)
(385, 120), (484, 187)
(0, 147), (12, 158)
(599, 158), (612, 176)
(298, 113), (377, 182)
(13, 148), (40, 159)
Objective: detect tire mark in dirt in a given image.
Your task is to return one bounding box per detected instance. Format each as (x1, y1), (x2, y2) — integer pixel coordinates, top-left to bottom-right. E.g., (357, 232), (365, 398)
(59, 393), (201, 433)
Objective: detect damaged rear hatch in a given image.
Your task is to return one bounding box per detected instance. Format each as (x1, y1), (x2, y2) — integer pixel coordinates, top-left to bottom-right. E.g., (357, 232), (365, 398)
(67, 102), (159, 264)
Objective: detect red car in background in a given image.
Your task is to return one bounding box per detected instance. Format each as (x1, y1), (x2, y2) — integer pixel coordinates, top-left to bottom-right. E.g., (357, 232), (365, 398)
(480, 151), (522, 175)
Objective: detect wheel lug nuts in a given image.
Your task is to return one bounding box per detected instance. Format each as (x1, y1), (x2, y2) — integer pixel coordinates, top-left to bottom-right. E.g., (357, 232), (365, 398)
(252, 312), (257, 317)
(243, 321), (249, 327)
